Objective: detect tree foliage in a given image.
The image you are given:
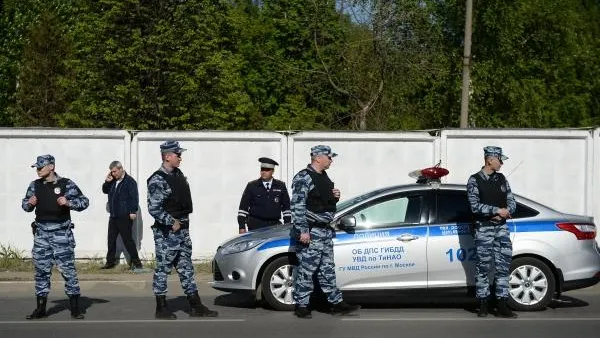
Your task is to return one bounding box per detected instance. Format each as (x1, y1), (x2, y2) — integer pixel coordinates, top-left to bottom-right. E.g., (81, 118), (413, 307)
(0, 0), (598, 130)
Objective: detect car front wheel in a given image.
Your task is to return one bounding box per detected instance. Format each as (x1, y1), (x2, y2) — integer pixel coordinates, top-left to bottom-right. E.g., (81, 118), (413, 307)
(508, 257), (556, 311)
(260, 256), (296, 311)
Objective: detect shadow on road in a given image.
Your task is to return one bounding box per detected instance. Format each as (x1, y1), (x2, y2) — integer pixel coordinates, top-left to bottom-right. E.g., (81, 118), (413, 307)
(214, 292), (259, 309)
(209, 290), (590, 316)
(548, 295), (589, 309)
(46, 296), (110, 317)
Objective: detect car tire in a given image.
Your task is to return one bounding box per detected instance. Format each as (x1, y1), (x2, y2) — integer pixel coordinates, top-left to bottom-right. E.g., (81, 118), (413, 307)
(261, 256), (296, 311)
(508, 257), (555, 311)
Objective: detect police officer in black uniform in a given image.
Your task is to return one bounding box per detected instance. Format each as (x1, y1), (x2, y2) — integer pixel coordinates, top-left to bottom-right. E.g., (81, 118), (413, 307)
(237, 157), (291, 234)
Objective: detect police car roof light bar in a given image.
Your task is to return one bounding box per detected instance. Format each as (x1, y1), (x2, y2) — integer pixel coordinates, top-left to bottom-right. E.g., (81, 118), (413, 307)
(409, 162), (449, 185)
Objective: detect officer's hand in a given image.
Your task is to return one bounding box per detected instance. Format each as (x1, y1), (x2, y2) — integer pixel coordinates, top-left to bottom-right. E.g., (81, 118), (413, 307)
(105, 172), (114, 182)
(299, 233), (310, 245)
(239, 228), (247, 234)
(332, 188), (341, 199)
(28, 195), (38, 206)
(129, 213), (137, 220)
(172, 220), (181, 232)
(498, 208), (511, 218)
(57, 196), (69, 207)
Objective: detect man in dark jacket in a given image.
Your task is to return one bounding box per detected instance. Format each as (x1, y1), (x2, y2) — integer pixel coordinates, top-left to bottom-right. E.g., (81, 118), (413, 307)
(237, 157), (291, 233)
(101, 161), (142, 270)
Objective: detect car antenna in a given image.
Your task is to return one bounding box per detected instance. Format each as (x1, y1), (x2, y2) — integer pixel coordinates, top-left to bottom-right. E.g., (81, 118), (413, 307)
(505, 160), (524, 178)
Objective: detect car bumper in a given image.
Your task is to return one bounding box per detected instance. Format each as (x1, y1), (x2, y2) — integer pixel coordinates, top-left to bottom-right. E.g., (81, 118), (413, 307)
(209, 250), (258, 291)
(561, 271), (600, 292)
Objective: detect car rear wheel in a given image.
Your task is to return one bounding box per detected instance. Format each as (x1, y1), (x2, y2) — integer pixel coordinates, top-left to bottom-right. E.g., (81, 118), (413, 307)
(508, 257), (555, 311)
(261, 256), (296, 311)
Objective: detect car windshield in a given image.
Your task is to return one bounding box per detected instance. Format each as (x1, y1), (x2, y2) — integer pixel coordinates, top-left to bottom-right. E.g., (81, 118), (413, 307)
(336, 187), (392, 211)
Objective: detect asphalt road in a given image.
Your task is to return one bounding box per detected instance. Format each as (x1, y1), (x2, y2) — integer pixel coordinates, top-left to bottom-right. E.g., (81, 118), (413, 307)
(0, 280), (599, 338)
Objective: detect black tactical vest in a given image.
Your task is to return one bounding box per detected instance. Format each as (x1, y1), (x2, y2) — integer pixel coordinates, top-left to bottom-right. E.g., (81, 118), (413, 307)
(151, 169), (193, 222)
(34, 178), (70, 222)
(472, 172), (508, 208)
(303, 169), (337, 214)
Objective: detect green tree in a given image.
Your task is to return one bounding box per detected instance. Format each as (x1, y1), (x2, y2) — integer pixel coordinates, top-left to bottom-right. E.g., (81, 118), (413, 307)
(66, 0), (254, 130)
(0, 0), (86, 126)
(9, 10), (72, 126)
(465, 0), (600, 127)
(236, 0), (349, 130)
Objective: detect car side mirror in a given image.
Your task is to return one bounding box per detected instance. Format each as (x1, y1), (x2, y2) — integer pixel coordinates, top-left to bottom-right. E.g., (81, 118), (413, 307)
(339, 215), (356, 229)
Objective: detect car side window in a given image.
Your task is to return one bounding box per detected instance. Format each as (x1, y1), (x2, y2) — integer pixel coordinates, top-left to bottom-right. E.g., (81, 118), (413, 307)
(351, 195), (422, 230)
(436, 190), (540, 222)
(436, 191), (472, 224)
(512, 203), (540, 219)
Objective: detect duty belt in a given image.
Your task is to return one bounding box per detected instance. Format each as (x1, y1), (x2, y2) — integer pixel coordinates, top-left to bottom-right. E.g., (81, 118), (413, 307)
(248, 215), (280, 222)
(153, 220), (189, 236)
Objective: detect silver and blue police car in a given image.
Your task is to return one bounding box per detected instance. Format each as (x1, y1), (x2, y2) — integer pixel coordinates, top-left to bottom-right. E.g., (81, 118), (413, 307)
(210, 170), (600, 312)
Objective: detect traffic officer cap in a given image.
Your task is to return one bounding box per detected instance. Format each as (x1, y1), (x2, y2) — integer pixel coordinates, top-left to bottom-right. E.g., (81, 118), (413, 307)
(31, 154), (55, 168)
(310, 145), (337, 158)
(258, 157), (279, 169)
(484, 146), (508, 162)
(160, 140), (186, 154)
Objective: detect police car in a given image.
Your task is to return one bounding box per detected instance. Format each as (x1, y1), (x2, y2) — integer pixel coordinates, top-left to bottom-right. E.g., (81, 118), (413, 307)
(210, 167), (600, 311)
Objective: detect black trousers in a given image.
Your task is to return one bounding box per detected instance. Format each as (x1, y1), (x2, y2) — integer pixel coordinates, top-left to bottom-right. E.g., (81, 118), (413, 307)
(106, 217), (140, 264)
(247, 217), (280, 231)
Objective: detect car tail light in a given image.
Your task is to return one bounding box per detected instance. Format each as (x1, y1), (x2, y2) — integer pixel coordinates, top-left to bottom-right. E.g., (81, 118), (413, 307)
(556, 222), (596, 240)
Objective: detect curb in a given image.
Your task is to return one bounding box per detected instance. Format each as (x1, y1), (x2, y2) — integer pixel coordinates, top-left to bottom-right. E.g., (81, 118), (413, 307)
(0, 272), (212, 283)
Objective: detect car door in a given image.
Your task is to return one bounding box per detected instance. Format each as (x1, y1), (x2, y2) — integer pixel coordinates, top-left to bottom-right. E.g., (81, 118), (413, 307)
(427, 189), (476, 289)
(333, 191), (429, 290)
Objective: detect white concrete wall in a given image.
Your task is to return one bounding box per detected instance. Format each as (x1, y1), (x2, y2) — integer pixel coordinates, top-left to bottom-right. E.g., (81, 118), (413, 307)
(1, 128), (598, 260)
(0, 128), (130, 258)
(441, 129), (594, 217)
(288, 131), (438, 201)
(131, 131), (287, 260)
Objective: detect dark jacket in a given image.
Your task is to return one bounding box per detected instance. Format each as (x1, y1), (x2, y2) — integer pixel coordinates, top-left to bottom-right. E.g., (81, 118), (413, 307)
(102, 173), (139, 218)
(237, 178), (291, 229)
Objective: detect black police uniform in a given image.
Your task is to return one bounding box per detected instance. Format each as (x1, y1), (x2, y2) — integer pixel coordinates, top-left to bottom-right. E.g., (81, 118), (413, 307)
(237, 158), (291, 231)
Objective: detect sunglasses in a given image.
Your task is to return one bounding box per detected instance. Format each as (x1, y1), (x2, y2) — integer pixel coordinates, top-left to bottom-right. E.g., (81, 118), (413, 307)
(260, 168), (274, 172)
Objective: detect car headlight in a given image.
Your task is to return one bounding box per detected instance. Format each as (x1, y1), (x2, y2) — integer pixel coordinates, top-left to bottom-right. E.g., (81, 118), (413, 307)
(219, 239), (265, 255)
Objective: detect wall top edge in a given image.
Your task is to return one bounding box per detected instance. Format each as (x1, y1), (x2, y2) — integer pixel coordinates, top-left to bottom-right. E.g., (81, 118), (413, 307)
(442, 128), (594, 139)
(133, 130), (287, 142)
(0, 128), (130, 138)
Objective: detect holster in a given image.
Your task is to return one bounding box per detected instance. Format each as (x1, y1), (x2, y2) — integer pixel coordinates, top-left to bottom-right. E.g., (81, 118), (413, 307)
(153, 220), (189, 237)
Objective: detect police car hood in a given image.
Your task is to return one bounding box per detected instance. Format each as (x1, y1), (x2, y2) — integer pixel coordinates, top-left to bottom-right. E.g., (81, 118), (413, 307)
(218, 224), (293, 248)
(240, 223), (293, 240)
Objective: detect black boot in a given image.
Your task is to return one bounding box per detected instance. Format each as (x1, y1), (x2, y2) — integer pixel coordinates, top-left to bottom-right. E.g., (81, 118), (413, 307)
(69, 295), (85, 319)
(100, 262), (117, 269)
(294, 305), (312, 319)
(25, 296), (47, 320)
(187, 292), (218, 317)
(331, 301), (361, 316)
(496, 298), (517, 318)
(131, 259), (143, 270)
(155, 295), (177, 320)
(477, 298), (489, 317)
